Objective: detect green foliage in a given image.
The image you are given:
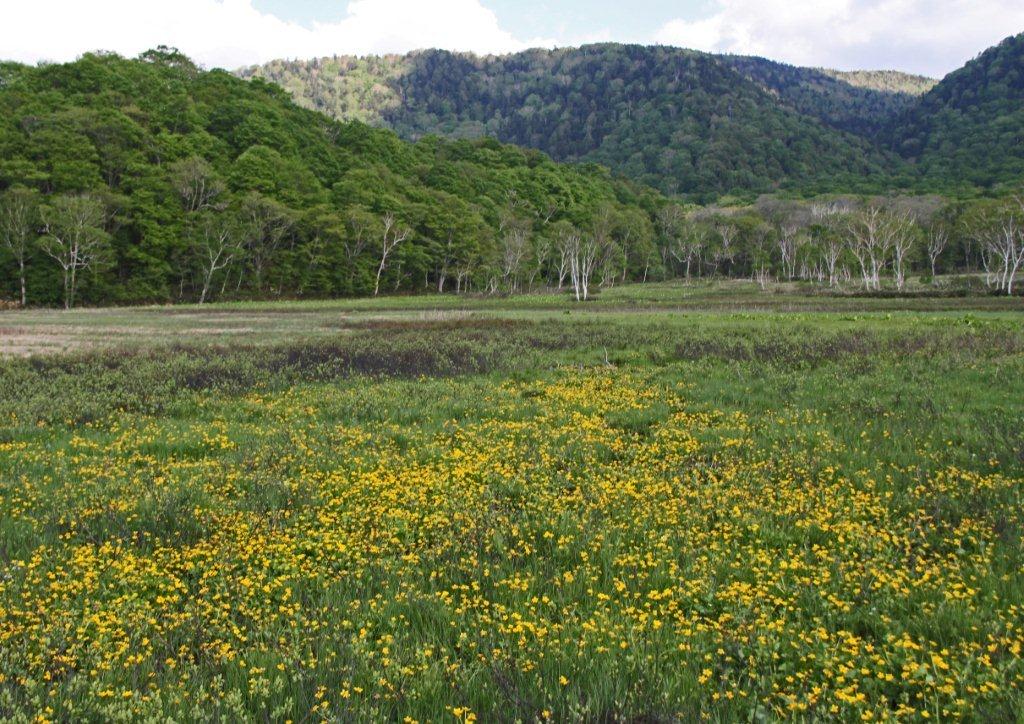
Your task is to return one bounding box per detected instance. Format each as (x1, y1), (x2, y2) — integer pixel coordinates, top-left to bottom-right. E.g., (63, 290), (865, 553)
(725, 56), (934, 137)
(889, 32), (1024, 190)
(243, 37), (1024, 202)
(0, 49), (664, 305)
(4, 35), (1022, 307)
(244, 45), (913, 200)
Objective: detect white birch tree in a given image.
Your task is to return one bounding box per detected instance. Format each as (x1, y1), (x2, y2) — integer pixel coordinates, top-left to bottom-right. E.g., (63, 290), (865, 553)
(0, 186), (39, 307)
(194, 211), (240, 304)
(38, 194), (110, 309)
(374, 212), (410, 296)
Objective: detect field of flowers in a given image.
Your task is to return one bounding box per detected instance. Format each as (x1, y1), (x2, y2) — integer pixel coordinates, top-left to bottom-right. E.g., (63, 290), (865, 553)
(0, 301), (1022, 721)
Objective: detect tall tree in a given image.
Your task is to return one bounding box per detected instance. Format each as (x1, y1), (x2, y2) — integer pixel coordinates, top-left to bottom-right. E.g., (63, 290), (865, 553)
(886, 209), (917, 291)
(0, 186), (40, 307)
(847, 205), (887, 291)
(374, 212), (410, 296)
(170, 156), (226, 214)
(192, 210), (241, 304)
(38, 194), (110, 309)
(925, 225), (949, 280)
(238, 193), (293, 294)
(970, 199), (1024, 296)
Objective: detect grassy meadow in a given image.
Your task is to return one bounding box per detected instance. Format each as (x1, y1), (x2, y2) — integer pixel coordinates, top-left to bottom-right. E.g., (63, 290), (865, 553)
(0, 281), (1023, 721)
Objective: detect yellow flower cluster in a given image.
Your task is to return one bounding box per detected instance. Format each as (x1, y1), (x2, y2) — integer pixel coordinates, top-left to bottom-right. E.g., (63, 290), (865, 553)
(0, 369), (1020, 720)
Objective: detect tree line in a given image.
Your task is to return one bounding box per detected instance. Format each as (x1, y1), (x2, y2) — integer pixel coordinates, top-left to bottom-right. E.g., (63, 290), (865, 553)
(0, 49), (663, 307)
(4, 182), (1023, 308)
(653, 195), (1023, 296)
(1, 49), (1022, 308)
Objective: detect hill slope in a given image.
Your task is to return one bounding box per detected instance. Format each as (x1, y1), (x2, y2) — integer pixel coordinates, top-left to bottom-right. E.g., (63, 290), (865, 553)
(889, 32), (1024, 189)
(722, 56), (934, 138)
(0, 50), (663, 305)
(242, 45), (919, 200)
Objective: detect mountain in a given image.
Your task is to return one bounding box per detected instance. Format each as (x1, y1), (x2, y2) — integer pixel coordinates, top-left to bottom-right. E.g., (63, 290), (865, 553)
(721, 56), (935, 138)
(241, 45), (926, 200)
(0, 49), (664, 306)
(241, 44), (943, 200)
(889, 32), (1024, 189)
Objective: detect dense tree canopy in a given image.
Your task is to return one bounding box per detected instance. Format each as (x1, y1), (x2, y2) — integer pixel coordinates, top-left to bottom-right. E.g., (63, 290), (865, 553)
(723, 57), (934, 138)
(244, 37), (1023, 201)
(242, 45), (935, 200)
(3, 42), (1022, 307)
(247, 46), (903, 201)
(888, 32), (1024, 190)
(0, 49), (665, 306)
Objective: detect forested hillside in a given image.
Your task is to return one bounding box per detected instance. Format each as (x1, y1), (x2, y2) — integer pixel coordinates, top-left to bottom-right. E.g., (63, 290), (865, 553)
(0, 49), (663, 306)
(889, 32), (1024, 189)
(244, 37), (1024, 199)
(243, 45), (911, 199)
(3, 39), (1023, 309)
(723, 56), (934, 138)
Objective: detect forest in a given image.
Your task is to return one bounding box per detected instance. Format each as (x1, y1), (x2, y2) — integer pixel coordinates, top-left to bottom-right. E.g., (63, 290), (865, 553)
(245, 34), (1024, 200)
(244, 45), (906, 199)
(0, 49), (661, 307)
(1, 40), (1023, 307)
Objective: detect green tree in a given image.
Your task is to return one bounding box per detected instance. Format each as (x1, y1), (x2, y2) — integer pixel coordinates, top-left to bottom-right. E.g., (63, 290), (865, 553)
(38, 194), (110, 309)
(191, 210), (241, 304)
(0, 186), (40, 306)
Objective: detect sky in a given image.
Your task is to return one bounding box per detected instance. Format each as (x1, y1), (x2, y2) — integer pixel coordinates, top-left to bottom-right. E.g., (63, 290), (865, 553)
(1, 0), (1022, 77)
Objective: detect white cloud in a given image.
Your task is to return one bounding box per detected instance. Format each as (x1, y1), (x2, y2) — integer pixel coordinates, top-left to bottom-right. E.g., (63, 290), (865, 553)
(3, 0), (1019, 75)
(0, 0), (551, 69)
(654, 0), (1024, 76)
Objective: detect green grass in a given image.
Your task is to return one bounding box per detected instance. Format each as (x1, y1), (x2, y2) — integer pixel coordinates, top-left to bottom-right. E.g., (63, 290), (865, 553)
(0, 282), (1022, 721)
(2, 279), (1022, 357)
